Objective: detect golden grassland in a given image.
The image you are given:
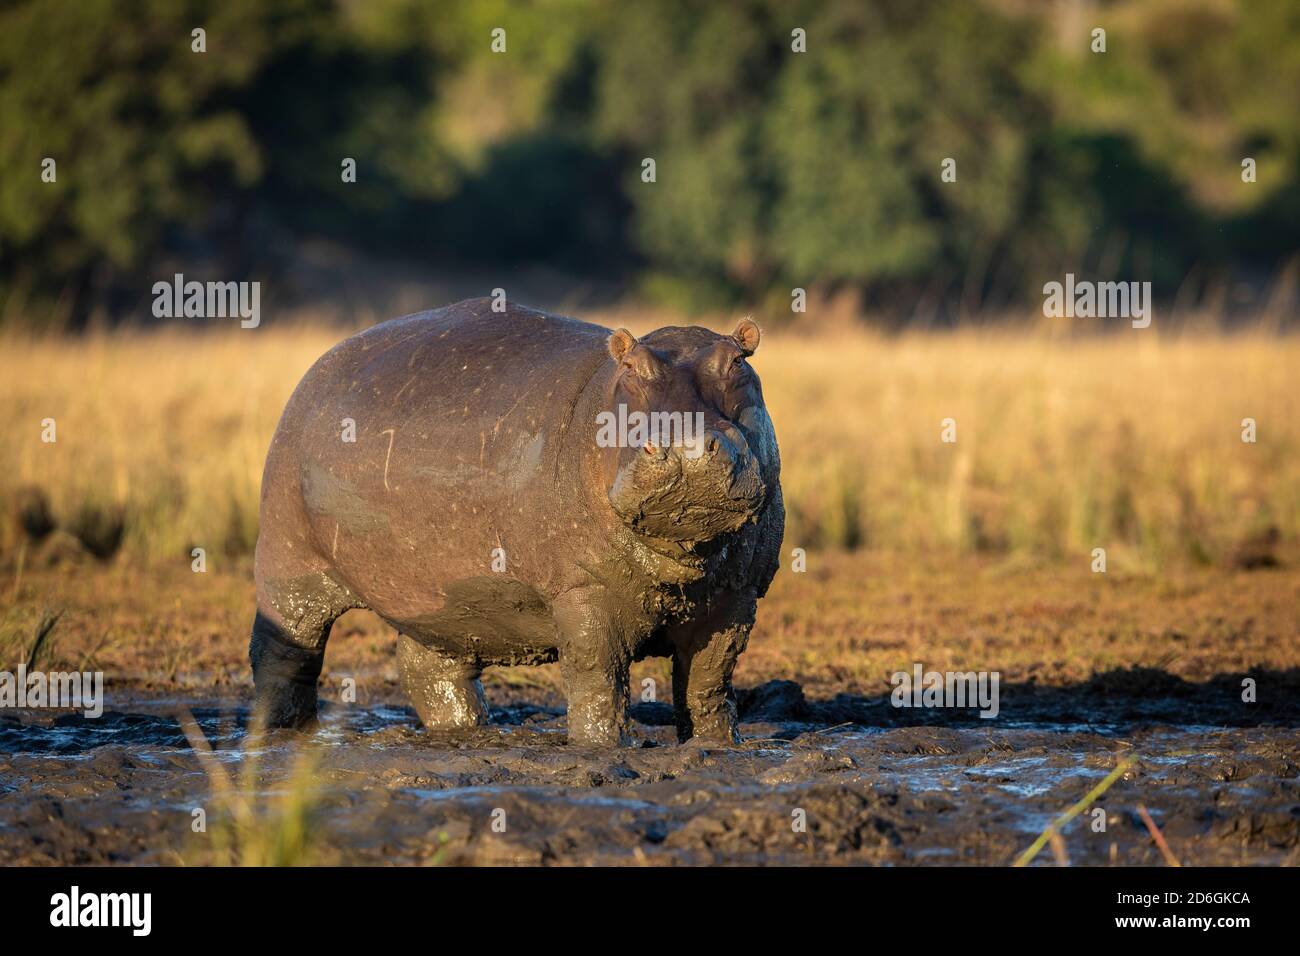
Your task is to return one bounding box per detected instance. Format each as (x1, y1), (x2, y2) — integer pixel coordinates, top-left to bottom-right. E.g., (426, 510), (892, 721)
(2, 551), (1297, 698)
(0, 319), (1296, 694)
(1, 320), (1297, 569)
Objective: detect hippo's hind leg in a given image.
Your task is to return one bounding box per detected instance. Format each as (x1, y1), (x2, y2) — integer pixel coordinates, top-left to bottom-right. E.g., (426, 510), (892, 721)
(670, 590), (757, 745)
(397, 635), (488, 730)
(250, 566), (359, 729)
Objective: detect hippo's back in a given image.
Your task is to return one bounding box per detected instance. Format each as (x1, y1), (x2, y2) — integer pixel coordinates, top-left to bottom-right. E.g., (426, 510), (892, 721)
(261, 298), (613, 619)
(288, 298), (610, 429)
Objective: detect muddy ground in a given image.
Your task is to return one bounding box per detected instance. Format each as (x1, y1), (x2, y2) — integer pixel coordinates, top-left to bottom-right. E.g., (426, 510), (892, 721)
(1, 557), (1298, 866)
(2, 676), (1298, 866)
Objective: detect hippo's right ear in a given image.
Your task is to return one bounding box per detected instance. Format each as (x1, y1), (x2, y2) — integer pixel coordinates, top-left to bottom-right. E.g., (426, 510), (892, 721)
(732, 317), (761, 356)
(607, 328), (637, 362)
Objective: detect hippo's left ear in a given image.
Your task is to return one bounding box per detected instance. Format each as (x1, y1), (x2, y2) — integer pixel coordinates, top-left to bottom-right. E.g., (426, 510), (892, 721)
(608, 328), (637, 362)
(732, 317), (761, 356)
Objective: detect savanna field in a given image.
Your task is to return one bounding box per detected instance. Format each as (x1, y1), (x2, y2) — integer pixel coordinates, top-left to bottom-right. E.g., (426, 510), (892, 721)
(1, 319), (1298, 866)
(2, 319), (1299, 689)
(5, 0), (1300, 883)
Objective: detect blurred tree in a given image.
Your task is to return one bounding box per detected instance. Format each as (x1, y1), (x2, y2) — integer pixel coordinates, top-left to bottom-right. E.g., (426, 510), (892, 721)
(0, 0), (282, 322)
(1, 0), (1298, 324)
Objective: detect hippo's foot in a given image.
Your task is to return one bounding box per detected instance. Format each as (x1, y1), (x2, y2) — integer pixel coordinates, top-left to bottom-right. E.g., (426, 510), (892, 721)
(397, 634), (488, 730)
(564, 693), (631, 747)
(675, 693), (740, 745)
(255, 680), (320, 730)
(560, 651), (631, 747)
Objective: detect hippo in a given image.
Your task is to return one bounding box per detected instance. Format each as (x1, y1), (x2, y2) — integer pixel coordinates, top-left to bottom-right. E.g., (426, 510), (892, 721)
(249, 297), (783, 746)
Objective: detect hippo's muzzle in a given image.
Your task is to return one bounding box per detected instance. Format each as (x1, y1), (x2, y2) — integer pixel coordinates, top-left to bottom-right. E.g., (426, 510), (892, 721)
(609, 424), (767, 542)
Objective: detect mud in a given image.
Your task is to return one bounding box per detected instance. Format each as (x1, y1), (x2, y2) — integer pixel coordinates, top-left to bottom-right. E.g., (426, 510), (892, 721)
(2, 679), (1297, 866)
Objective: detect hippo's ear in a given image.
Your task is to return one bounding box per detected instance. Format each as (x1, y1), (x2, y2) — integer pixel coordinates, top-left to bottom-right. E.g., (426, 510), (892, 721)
(732, 317), (761, 356)
(607, 328), (637, 362)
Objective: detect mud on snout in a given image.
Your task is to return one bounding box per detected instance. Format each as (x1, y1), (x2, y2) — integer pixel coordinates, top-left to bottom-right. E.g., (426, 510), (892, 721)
(608, 422), (767, 541)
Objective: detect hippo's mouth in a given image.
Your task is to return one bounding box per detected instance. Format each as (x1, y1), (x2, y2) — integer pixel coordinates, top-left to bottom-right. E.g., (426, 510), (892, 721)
(607, 422), (768, 544)
(612, 471), (767, 543)
(634, 533), (710, 570)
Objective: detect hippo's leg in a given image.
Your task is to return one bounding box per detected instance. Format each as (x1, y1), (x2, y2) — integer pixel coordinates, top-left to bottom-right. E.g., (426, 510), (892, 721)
(555, 592), (632, 747)
(249, 565), (359, 729)
(670, 591), (757, 744)
(396, 635), (488, 730)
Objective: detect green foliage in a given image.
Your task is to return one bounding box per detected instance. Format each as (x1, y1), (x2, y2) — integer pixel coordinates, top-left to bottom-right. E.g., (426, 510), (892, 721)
(0, 0), (280, 312)
(587, 0), (1300, 310)
(2, 0), (1299, 323)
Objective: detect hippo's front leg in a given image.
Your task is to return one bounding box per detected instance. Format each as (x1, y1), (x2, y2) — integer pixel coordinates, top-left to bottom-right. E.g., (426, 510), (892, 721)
(555, 589), (634, 747)
(671, 591), (757, 744)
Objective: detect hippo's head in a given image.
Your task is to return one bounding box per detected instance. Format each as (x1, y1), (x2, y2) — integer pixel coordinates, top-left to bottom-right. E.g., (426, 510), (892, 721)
(597, 319), (779, 545)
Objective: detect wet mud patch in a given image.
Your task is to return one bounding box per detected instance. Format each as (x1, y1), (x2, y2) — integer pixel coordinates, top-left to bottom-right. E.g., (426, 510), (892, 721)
(1, 682), (1297, 866)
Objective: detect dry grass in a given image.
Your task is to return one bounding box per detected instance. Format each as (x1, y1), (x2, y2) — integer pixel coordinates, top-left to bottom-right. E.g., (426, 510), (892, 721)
(1, 326), (340, 563)
(0, 320), (1296, 572)
(760, 328), (1299, 568)
(177, 707), (332, 866)
(5, 549), (1297, 697)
